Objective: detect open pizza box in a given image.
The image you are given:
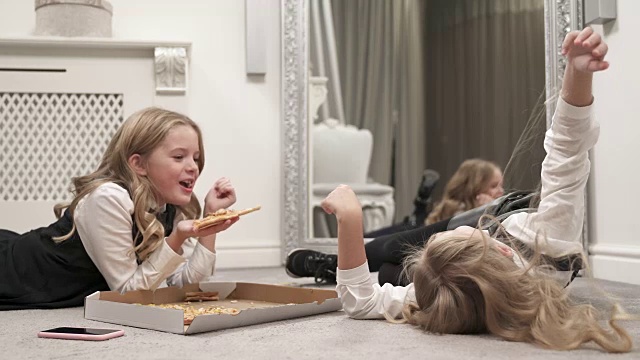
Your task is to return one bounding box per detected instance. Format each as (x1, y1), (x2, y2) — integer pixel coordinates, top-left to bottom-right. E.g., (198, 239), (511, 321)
(84, 281), (342, 335)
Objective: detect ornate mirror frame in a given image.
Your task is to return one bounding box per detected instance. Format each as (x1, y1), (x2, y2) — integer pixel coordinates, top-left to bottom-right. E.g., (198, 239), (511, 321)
(280, 0), (586, 261)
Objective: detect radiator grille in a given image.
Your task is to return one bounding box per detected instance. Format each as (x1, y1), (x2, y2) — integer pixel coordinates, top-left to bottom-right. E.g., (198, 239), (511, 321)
(0, 93), (124, 201)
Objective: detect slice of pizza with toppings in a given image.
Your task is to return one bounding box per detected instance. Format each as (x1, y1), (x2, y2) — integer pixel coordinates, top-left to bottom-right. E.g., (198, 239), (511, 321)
(193, 206), (261, 230)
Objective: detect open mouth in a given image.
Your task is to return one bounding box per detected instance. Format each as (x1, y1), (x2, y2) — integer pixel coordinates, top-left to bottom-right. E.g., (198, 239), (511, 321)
(179, 180), (194, 189)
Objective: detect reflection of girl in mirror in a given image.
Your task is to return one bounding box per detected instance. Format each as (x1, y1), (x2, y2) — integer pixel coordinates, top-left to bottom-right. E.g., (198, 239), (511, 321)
(288, 28), (636, 352)
(426, 159), (504, 225)
(363, 158), (503, 239)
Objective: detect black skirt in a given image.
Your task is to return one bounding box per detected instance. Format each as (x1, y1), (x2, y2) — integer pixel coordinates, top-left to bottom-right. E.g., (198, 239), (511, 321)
(0, 210), (109, 310)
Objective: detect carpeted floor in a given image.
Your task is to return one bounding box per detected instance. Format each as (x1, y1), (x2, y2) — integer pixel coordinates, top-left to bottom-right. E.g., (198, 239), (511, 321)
(2, 267), (639, 360)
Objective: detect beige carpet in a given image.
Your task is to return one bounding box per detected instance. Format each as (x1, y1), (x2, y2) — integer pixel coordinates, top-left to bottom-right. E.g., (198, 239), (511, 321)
(2, 267), (639, 360)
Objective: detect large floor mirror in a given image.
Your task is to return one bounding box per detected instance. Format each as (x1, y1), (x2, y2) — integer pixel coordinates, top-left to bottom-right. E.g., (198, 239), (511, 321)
(281, 0), (585, 260)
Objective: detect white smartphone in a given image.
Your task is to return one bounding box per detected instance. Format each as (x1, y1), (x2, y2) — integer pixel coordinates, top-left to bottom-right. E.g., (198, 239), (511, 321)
(37, 327), (124, 341)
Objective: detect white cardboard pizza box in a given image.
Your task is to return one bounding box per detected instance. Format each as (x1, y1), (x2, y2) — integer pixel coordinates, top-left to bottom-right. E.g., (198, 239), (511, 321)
(84, 281), (342, 335)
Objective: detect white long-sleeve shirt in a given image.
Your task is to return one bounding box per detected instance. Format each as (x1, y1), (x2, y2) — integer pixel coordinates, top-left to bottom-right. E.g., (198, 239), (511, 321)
(74, 182), (217, 293)
(336, 97), (600, 320)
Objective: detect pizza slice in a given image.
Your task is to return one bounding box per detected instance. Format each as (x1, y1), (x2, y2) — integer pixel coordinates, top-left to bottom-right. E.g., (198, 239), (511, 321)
(184, 291), (219, 302)
(193, 206), (261, 231)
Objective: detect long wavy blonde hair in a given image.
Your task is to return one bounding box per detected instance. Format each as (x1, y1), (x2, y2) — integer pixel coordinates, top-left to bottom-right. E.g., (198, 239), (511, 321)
(399, 228), (633, 352)
(426, 159), (501, 225)
(53, 107), (204, 261)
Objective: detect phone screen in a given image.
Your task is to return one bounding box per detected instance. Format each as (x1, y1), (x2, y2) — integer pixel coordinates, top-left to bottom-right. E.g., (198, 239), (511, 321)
(41, 327), (120, 335)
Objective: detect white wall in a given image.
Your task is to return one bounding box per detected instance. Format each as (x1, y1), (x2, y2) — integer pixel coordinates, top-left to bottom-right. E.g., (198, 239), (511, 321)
(6, 0), (637, 281)
(0, 0), (283, 269)
(589, 0), (640, 284)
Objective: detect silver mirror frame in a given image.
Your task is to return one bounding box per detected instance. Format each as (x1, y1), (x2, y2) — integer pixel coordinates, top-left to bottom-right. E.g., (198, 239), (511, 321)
(281, 0), (586, 261)
(545, 0), (584, 125)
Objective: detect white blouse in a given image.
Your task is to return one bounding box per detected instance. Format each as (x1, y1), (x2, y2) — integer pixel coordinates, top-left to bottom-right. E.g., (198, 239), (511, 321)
(337, 97), (600, 320)
(74, 183), (216, 293)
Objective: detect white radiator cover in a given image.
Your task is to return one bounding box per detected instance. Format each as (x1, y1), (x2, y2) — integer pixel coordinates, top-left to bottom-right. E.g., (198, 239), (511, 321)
(0, 37), (189, 233)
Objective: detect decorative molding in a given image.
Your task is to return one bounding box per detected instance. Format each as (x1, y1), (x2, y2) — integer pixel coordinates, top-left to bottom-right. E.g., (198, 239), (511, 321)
(154, 47), (188, 94)
(308, 76), (328, 124)
(281, 0), (310, 261)
(0, 36), (191, 52)
(589, 244), (640, 258)
(282, 0), (588, 261)
(0, 38), (191, 94)
(590, 255), (640, 286)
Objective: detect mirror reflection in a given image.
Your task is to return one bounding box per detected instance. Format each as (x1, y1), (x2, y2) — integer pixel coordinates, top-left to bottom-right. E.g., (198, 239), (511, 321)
(308, 0), (547, 238)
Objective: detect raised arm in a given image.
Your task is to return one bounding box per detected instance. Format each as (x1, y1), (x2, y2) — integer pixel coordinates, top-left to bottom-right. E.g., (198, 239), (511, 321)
(325, 185), (414, 319)
(321, 185), (367, 270)
(502, 27), (609, 257)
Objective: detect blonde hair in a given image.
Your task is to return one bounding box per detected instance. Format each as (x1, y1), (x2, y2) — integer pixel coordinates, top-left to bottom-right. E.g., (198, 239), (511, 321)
(53, 107), (204, 261)
(426, 159), (500, 224)
(400, 229), (633, 352)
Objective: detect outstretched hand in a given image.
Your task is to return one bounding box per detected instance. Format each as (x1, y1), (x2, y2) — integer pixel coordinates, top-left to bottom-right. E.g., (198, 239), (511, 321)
(166, 216), (239, 254)
(204, 177), (237, 214)
(176, 216), (240, 239)
(562, 27), (609, 73)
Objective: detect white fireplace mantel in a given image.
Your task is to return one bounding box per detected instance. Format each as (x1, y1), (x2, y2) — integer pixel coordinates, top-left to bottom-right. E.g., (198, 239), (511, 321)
(0, 35), (191, 94)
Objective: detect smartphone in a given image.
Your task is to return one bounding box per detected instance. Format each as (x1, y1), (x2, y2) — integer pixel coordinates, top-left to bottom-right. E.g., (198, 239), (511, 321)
(37, 327), (124, 341)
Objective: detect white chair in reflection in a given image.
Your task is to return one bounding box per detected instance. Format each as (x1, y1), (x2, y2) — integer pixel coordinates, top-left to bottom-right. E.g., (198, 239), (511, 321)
(312, 118), (395, 237)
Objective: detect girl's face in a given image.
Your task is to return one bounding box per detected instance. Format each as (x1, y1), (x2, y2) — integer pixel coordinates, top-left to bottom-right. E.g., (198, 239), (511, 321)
(484, 168), (504, 199)
(143, 125), (201, 207)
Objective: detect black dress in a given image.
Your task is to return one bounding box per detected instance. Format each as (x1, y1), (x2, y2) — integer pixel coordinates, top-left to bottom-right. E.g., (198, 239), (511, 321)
(0, 204), (175, 310)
